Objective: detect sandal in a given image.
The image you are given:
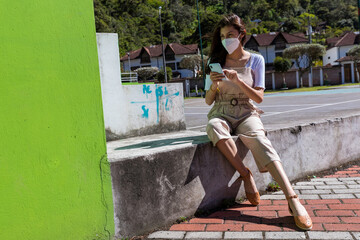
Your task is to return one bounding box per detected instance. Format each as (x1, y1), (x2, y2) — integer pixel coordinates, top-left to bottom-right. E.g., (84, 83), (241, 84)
(287, 195), (313, 231)
(240, 168), (260, 205)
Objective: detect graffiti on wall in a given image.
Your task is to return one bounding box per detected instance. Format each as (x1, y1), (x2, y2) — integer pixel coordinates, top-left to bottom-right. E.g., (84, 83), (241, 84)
(131, 84), (180, 123)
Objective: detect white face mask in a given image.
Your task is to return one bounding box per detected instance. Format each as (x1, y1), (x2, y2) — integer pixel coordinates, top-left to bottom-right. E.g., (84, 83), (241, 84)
(221, 35), (241, 54)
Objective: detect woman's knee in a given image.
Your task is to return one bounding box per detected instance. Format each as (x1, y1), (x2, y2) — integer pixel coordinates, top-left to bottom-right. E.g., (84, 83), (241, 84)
(206, 118), (227, 134)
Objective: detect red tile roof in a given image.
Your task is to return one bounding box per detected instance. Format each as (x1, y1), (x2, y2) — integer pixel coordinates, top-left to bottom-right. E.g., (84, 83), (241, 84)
(335, 56), (355, 62)
(244, 32), (307, 47)
(120, 43), (198, 61)
(326, 32), (360, 48)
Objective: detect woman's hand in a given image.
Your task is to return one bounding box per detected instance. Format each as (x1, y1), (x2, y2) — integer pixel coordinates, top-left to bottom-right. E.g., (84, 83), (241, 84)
(209, 72), (224, 90)
(223, 69), (241, 84)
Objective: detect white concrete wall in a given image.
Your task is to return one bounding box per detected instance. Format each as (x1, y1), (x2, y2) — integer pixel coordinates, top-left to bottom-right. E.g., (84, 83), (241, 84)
(96, 33), (127, 136)
(340, 46), (354, 59)
(122, 83), (185, 134)
(97, 33), (186, 140)
(323, 47), (338, 66)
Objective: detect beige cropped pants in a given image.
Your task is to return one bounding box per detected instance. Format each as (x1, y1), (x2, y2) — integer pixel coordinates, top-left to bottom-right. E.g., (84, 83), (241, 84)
(206, 115), (281, 173)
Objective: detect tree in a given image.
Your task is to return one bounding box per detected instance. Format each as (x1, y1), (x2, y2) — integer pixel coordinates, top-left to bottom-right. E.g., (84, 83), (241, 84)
(156, 67), (172, 83)
(283, 44), (326, 87)
(274, 56), (292, 89)
(347, 45), (360, 83)
(179, 54), (208, 78)
(134, 67), (159, 81)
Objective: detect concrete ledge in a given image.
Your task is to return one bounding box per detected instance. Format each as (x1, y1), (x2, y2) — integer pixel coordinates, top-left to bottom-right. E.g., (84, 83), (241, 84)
(107, 115), (360, 238)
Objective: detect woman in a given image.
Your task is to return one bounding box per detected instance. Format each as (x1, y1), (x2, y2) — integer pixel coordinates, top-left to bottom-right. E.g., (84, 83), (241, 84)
(204, 14), (312, 231)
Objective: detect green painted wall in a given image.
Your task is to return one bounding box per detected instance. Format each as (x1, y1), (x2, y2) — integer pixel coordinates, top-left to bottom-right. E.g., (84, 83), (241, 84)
(0, 1), (114, 239)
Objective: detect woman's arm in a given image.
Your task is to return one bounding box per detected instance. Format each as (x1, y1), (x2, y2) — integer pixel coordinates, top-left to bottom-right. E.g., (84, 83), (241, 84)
(223, 69), (264, 103)
(205, 72), (224, 105)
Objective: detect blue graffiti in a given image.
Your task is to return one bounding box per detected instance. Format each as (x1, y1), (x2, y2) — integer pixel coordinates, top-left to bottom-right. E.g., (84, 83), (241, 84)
(155, 86), (164, 123)
(131, 85), (180, 123)
(141, 105), (149, 118)
(143, 85), (152, 98)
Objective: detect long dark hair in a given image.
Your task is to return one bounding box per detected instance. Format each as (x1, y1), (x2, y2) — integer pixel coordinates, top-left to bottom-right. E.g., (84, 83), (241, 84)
(206, 14), (246, 74)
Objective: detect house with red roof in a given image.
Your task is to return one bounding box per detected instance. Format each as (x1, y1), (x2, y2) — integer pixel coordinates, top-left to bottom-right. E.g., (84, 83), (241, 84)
(323, 31), (360, 66)
(244, 32), (308, 69)
(323, 31), (360, 83)
(120, 43), (199, 79)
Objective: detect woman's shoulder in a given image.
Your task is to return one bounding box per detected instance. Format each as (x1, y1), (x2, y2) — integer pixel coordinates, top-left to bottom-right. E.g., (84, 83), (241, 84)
(250, 52), (264, 63)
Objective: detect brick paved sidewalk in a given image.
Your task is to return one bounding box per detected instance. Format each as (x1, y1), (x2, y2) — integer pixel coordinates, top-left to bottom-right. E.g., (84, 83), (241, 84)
(148, 165), (360, 239)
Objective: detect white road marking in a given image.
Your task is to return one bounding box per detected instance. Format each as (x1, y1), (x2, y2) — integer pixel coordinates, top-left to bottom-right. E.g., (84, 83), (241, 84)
(185, 113), (208, 115)
(186, 98), (360, 129)
(257, 104), (323, 107)
(184, 107), (212, 109)
(261, 99), (360, 118)
(187, 125), (207, 130)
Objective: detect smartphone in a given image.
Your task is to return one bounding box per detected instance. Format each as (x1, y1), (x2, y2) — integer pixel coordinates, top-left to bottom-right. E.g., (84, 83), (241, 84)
(209, 63), (227, 80)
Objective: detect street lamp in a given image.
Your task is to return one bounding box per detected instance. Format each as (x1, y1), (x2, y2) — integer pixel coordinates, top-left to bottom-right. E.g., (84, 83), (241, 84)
(127, 52), (131, 81)
(158, 6), (167, 83)
(196, 0), (205, 85)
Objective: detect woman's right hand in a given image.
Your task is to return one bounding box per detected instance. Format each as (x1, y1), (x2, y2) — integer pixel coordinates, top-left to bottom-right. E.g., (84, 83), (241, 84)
(209, 72), (224, 90)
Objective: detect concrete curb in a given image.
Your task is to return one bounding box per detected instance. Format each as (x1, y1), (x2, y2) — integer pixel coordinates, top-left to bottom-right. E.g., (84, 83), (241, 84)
(107, 115), (360, 238)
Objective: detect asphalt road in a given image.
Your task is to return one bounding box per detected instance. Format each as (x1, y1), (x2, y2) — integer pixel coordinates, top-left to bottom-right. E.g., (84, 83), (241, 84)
(184, 86), (360, 132)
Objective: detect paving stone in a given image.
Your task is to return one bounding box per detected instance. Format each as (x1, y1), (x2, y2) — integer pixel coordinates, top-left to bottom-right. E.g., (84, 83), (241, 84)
(324, 181), (347, 185)
(272, 190), (300, 195)
(296, 182), (325, 185)
(293, 185), (315, 190)
(320, 194), (355, 199)
(300, 189), (332, 194)
(224, 232), (263, 239)
(311, 178), (340, 182)
(333, 189), (360, 194)
(148, 231), (186, 239)
(352, 232), (360, 240)
(338, 177), (360, 181)
(185, 231), (223, 239)
(316, 185), (348, 189)
(348, 185), (360, 189)
(308, 231), (353, 239)
(341, 181), (357, 185)
(265, 232), (306, 239)
(260, 195), (285, 200)
(356, 194), (360, 198)
(298, 194), (320, 199)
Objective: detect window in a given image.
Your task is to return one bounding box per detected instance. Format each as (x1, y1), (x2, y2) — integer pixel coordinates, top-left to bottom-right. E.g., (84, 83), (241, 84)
(165, 48), (175, 61)
(177, 62), (184, 69)
(166, 63), (176, 70)
(140, 52), (151, 64)
(245, 38), (258, 52)
(275, 41), (286, 50)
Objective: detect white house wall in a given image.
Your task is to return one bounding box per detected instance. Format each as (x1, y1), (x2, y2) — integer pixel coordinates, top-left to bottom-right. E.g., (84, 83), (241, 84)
(339, 46), (354, 59)
(123, 54), (193, 78)
(323, 47), (338, 66)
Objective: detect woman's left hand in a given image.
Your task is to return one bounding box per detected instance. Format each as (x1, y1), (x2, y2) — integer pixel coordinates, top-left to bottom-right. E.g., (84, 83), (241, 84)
(223, 69), (242, 84)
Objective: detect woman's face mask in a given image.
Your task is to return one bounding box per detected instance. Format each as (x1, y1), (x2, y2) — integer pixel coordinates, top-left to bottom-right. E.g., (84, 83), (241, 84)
(221, 35), (241, 54)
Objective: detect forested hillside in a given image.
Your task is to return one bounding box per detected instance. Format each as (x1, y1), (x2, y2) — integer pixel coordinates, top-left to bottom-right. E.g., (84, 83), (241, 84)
(94, 0), (359, 56)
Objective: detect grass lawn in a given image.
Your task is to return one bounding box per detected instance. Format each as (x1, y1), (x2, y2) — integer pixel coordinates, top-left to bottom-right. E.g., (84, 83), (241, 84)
(264, 82), (360, 94)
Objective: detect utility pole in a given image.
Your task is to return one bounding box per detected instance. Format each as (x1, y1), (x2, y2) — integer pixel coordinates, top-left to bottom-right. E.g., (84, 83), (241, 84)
(196, 0), (205, 85)
(308, 16), (313, 87)
(159, 6), (167, 83)
(127, 52), (131, 81)
(358, 0), (360, 30)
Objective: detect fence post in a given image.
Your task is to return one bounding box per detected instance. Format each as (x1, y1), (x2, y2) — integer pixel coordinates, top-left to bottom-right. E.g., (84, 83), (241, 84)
(272, 72), (275, 90)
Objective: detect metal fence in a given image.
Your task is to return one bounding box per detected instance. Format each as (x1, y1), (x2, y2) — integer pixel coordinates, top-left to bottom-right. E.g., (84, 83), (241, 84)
(121, 72), (138, 82)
